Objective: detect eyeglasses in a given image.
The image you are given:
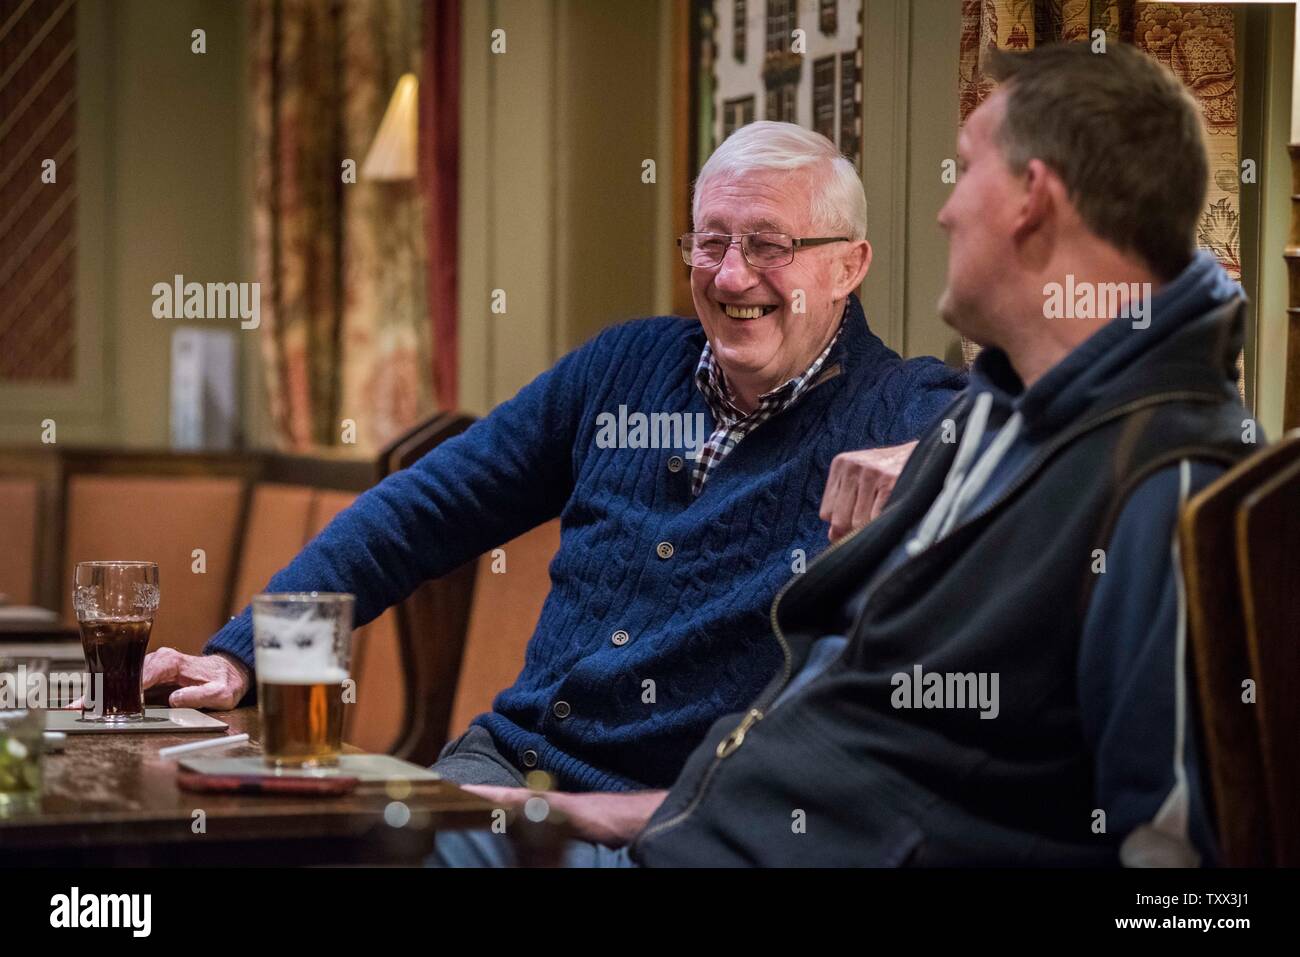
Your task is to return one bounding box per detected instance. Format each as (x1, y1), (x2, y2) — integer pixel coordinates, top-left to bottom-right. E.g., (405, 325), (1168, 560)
(677, 231), (851, 269)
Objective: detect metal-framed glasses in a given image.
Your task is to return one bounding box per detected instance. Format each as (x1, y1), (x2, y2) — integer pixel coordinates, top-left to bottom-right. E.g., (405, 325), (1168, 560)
(678, 231), (851, 269)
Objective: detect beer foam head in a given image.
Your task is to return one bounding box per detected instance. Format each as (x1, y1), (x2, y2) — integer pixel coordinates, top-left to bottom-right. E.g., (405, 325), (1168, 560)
(252, 610), (349, 685)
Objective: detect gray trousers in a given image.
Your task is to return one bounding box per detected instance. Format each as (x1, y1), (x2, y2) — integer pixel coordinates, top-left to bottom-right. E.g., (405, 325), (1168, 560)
(429, 724), (528, 787)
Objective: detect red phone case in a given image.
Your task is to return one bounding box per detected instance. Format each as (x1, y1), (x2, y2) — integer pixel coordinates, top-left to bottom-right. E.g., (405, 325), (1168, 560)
(176, 771), (360, 796)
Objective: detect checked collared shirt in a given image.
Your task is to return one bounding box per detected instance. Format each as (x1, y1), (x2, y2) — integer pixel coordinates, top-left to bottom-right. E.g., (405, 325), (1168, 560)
(691, 322), (842, 495)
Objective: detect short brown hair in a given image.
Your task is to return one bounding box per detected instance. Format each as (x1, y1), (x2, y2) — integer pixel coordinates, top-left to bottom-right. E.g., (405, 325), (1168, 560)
(987, 42), (1207, 281)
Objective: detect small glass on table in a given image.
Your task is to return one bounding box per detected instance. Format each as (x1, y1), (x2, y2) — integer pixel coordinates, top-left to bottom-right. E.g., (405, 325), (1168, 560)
(0, 656), (50, 814)
(73, 561), (160, 723)
(252, 593), (353, 770)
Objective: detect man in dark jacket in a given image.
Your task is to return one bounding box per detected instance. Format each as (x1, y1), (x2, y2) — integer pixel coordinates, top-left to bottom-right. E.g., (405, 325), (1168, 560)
(437, 41), (1254, 866)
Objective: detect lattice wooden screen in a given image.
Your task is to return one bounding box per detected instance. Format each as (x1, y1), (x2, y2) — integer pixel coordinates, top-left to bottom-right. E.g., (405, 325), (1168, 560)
(0, 0), (77, 383)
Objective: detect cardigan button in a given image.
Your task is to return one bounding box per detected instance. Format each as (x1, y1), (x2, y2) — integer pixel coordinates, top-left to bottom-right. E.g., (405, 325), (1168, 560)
(521, 749), (538, 768)
(656, 541), (674, 560)
(552, 700), (571, 719)
(611, 629), (630, 646)
(667, 455), (684, 473)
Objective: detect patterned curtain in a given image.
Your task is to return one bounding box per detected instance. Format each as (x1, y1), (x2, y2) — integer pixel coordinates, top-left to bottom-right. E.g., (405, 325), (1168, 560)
(251, 0), (435, 451)
(419, 0), (460, 411)
(957, 0), (1242, 392)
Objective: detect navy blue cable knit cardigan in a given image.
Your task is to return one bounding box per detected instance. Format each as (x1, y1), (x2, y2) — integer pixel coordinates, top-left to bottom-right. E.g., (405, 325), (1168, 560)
(206, 295), (965, 790)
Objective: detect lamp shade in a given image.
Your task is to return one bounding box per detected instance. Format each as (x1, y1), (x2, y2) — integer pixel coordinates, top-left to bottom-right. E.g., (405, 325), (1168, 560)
(362, 72), (419, 181)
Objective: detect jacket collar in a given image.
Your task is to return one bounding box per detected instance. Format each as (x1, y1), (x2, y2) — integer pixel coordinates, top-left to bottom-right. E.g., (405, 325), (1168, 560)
(969, 253), (1245, 439)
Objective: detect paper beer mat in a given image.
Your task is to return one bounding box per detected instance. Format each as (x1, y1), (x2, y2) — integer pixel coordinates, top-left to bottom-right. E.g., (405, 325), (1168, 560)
(179, 754), (442, 782)
(44, 708), (230, 733)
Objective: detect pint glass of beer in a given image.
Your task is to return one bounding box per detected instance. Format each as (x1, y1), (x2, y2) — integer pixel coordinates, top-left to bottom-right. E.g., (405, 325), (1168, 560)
(251, 593), (353, 769)
(73, 561), (160, 723)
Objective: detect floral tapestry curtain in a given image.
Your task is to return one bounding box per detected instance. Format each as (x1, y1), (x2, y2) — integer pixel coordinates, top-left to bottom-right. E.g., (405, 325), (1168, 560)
(957, 0), (1242, 391)
(419, 0), (460, 411)
(251, 0), (435, 451)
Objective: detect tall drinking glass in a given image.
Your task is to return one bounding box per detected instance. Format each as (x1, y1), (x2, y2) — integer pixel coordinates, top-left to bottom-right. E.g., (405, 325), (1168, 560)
(252, 593), (353, 769)
(73, 561), (159, 722)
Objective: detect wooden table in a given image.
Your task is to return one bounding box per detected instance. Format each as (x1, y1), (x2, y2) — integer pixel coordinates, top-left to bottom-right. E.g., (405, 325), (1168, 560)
(0, 708), (494, 865)
(0, 617), (80, 642)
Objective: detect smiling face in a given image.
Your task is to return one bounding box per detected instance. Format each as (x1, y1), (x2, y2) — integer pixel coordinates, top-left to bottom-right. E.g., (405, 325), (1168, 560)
(690, 167), (870, 407)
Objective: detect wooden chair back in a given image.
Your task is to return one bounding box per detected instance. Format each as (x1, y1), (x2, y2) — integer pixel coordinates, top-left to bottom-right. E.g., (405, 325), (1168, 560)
(377, 413), (479, 764)
(1179, 431), (1300, 865)
(1235, 445), (1300, 864)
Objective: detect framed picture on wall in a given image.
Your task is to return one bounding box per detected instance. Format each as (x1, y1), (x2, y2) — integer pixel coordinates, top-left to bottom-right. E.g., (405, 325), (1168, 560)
(692, 0), (863, 173)
(672, 0), (865, 314)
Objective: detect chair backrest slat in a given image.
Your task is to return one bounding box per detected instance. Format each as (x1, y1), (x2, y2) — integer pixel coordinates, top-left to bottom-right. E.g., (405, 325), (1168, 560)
(0, 477), (40, 605)
(377, 413), (481, 764)
(1179, 432), (1300, 866)
(1236, 456), (1300, 866)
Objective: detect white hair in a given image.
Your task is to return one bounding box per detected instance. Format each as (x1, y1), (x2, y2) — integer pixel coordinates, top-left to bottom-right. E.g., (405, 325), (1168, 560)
(692, 121), (867, 241)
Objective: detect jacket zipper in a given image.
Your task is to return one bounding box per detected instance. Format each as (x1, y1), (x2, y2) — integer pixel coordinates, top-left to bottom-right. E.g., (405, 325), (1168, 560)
(634, 389), (1217, 852)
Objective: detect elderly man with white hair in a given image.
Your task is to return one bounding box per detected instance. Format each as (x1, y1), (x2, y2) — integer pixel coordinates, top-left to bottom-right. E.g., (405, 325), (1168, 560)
(143, 121), (964, 798)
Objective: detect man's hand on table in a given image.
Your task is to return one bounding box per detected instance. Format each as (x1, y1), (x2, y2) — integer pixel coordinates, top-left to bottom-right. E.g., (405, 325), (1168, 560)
(462, 785), (669, 848)
(143, 648), (251, 710)
(64, 648), (249, 710)
(819, 440), (917, 541)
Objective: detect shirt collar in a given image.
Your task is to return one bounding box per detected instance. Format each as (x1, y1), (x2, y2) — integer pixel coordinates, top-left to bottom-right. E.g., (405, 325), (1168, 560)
(695, 314), (844, 423)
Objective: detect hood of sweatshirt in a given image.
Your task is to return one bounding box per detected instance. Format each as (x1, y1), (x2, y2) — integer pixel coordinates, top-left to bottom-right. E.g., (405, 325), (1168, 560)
(967, 250), (1245, 441)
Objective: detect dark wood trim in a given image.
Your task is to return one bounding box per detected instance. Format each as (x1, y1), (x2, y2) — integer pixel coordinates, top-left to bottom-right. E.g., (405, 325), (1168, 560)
(1236, 8), (1268, 413)
(259, 449), (379, 492)
(377, 411), (475, 474)
(56, 448), (263, 480)
(1284, 142), (1300, 431)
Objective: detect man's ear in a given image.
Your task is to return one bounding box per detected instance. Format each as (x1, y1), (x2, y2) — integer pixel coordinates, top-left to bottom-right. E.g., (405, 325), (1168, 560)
(1012, 158), (1055, 244)
(834, 239), (873, 299)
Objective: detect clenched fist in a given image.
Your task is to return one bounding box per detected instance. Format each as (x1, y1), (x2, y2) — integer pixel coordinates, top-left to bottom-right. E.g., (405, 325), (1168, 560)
(819, 441), (918, 541)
